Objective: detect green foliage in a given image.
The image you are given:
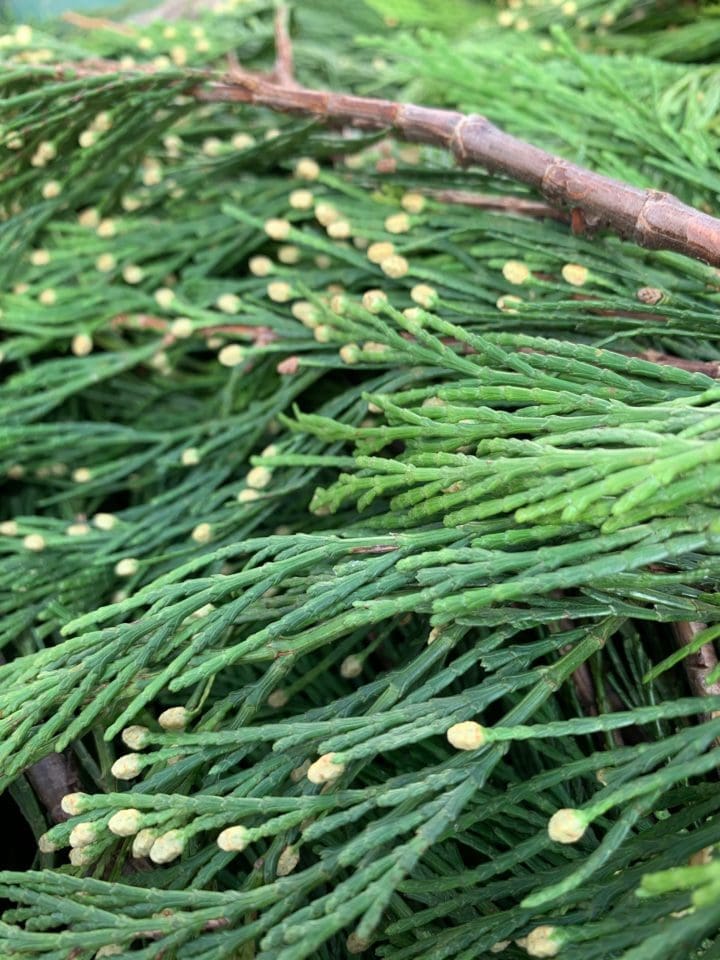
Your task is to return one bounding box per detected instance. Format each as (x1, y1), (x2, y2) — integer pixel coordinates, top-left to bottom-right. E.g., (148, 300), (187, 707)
(2, 2), (720, 959)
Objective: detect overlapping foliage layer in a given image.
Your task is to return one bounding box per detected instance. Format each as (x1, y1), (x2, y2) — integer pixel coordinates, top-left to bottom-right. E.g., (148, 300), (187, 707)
(4, 1), (720, 958)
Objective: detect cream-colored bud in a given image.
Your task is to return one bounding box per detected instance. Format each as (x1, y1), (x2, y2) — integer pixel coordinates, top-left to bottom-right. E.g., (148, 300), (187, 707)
(123, 265), (144, 285)
(158, 706), (189, 730)
(111, 753), (143, 780)
(289, 188), (314, 210)
(150, 830), (185, 864)
(526, 925), (560, 958)
(339, 343), (360, 365)
(267, 281), (292, 303)
(314, 202), (340, 226)
(291, 300), (318, 326)
(226, 131), (252, 151)
(276, 844), (300, 876)
(191, 522), (212, 544)
(401, 192), (426, 214)
(314, 324), (335, 345)
(447, 721), (487, 751)
(108, 808), (143, 837)
(267, 689), (288, 708)
(246, 465), (272, 490)
(132, 828), (157, 858)
(561, 263), (588, 287)
(114, 557), (139, 577)
(169, 44), (187, 66)
(0, 520), (18, 536)
(30, 249), (51, 266)
(202, 136), (223, 157)
(264, 218), (291, 240)
(307, 753), (345, 784)
(548, 808), (586, 844)
(97, 219), (116, 238)
(66, 523), (90, 537)
(295, 157), (320, 180)
(181, 447), (200, 466)
(340, 655), (363, 679)
(217, 292), (241, 314)
(38, 832), (59, 853)
(367, 241), (395, 264)
(385, 212), (411, 234)
(93, 512), (117, 531)
(69, 822), (97, 848)
(238, 488), (260, 503)
(169, 318), (192, 339)
(42, 180), (61, 199)
(328, 220), (351, 239)
(276, 246), (300, 267)
(217, 825), (250, 852)
(502, 260), (530, 285)
(61, 793), (89, 816)
(92, 111), (113, 132)
(39, 289), (57, 305)
(380, 255), (409, 278)
(23, 533), (46, 552)
(72, 467), (92, 483)
(410, 284), (437, 308)
(249, 255), (273, 277)
(362, 289), (388, 313)
(121, 725), (149, 750)
(218, 344), (246, 367)
(153, 288), (174, 310)
(79, 130), (98, 149)
(122, 194), (142, 212)
(142, 162), (163, 187)
(69, 846), (95, 866)
(71, 333), (93, 357)
(78, 207), (99, 228)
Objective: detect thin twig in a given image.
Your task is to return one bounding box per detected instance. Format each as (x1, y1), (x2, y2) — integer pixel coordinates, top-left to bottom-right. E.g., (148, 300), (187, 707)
(419, 189), (569, 222)
(271, 6), (296, 88)
(673, 622), (720, 709)
(129, 0), (225, 26)
(61, 12), (135, 35)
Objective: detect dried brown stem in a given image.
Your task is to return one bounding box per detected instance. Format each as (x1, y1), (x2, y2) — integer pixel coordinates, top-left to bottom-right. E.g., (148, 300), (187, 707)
(673, 622), (720, 707)
(129, 0), (225, 26)
(0, 655), (81, 823)
(419, 189), (569, 222)
(24, 753), (83, 824)
(272, 6), (296, 88)
(61, 12), (135, 35)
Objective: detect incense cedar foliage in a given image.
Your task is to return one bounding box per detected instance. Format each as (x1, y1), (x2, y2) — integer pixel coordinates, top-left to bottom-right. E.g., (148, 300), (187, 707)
(6, 0), (720, 957)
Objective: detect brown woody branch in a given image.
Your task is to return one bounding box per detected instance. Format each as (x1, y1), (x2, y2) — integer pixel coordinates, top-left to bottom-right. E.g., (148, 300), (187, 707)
(672, 622), (720, 710)
(195, 73), (720, 267)
(59, 52), (720, 266)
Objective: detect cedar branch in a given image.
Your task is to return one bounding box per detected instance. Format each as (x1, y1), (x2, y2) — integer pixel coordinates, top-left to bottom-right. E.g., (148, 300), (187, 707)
(193, 71), (720, 267)
(58, 54), (720, 267)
